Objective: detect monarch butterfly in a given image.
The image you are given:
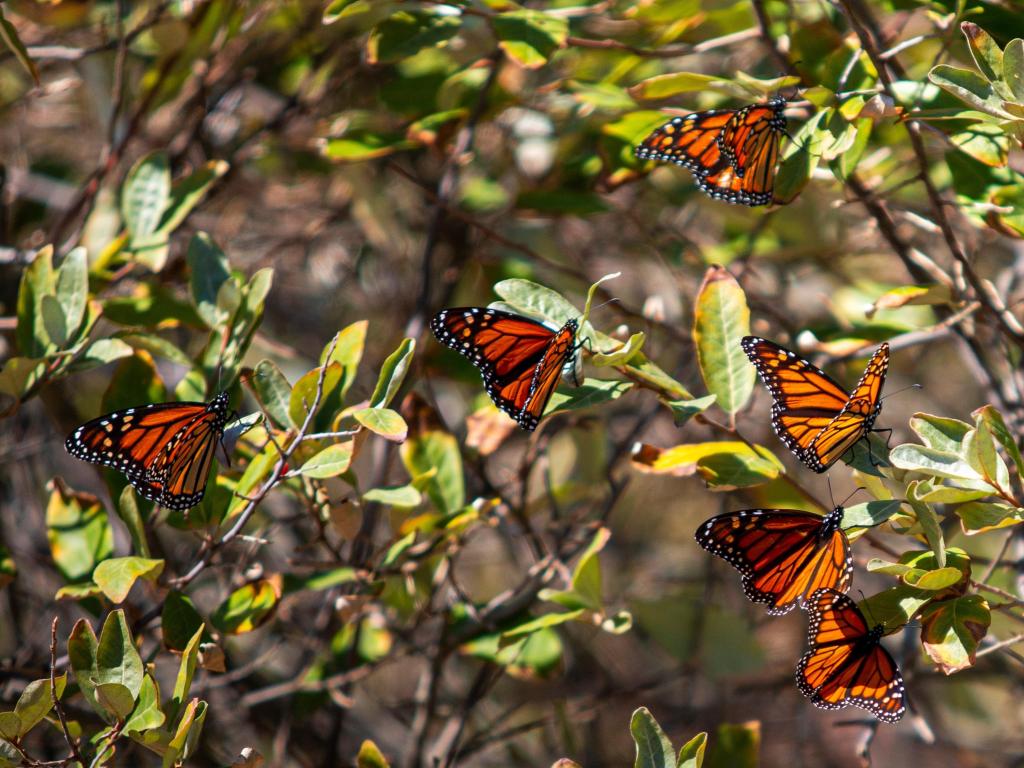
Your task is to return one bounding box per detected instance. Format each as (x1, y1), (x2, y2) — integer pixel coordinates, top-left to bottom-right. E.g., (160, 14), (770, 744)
(430, 307), (580, 431)
(695, 506), (852, 615)
(65, 392), (230, 510)
(741, 337), (889, 473)
(797, 588), (906, 723)
(635, 96), (787, 206)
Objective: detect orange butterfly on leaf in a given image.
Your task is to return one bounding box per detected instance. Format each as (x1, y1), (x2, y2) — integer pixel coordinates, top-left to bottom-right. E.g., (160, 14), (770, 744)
(742, 337), (890, 473)
(430, 307), (581, 431)
(695, 506), (852, 615)
(797, 588), (906, 723)
(635, 96), (787, 206)
(66, 392), (231, 510)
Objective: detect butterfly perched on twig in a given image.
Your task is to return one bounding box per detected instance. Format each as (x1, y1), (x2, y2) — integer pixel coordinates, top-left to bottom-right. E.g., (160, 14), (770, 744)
(635, 96), (787, 206)
(65, 392), (231, 510)
(742, 337), (890, 473)
(430, 307), (581, 431)
(797, 588), (906, 723)
(695, 505), (852, 615)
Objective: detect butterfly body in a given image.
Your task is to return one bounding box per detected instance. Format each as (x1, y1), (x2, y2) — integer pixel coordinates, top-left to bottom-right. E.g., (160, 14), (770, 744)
(695, 506), (852, 615)
(742, 337), (889, 473)
(66, 392), (230, 510)
(636, 97), (786, 206)
(797, 588), (906, 722)
(430, 307), (580, 431)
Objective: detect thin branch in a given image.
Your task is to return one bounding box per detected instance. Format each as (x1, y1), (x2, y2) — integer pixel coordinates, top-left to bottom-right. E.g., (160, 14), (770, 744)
(50, 618), (84, 767)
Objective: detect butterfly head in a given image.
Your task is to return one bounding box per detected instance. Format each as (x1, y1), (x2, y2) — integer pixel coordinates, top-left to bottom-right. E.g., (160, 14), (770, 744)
(819, 505), (844, 538)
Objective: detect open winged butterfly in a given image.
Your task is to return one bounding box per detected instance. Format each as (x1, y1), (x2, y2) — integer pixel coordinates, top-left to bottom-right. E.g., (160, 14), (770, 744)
(742, 337), (889, 473)
(65, 392), (230, 510)
(635, 96), (787, 206)
(797, 588), (906, 723)
(695, 506), (852, 615)
(430, 307), (580, 431)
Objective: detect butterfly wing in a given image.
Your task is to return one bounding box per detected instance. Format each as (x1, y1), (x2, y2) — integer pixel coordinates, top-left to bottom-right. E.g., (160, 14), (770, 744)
(635, 109), (736, 175)
(66, 392), (229, 510)
(803, 343), (890, 471)
(797, 589), (906, 723)
(695, 507), (851, 615)
(743, 337), (857, 472)
(430, 308), (578, 431)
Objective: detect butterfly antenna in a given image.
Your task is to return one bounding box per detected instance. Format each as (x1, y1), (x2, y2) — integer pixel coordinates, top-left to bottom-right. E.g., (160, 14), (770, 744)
(856, 589), (881, 627)
(880, 382), (923, 402)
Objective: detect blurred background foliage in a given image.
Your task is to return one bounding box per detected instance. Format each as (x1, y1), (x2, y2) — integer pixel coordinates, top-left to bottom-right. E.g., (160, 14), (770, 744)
(1, 0), (1024, 766)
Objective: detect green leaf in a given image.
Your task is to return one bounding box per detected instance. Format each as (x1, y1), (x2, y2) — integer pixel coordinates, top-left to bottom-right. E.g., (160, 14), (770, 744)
(956, 501), (1024, 534)
(630, 707), (676, 768)
(500, 609), (586, 639)
(0, 6), (39, 85)
(370, 338), (415, 408)
(122, 152), (172, 250)
(96, 609), (143, 700)
(0, 715), (18, 743)
(68, 619), (102, 719)
(591, 332), (645, 367)
(663, 394), (716, 427)
(93, 557), (164, 604)
(164, 698), (207, 768)
(493, 9), (568, 69)
(678, 733), (707, 768)
(866, 559), (964, 590)
(909, 413), (973, 453)
(493, 279), (578, 327)
(920, 594), (990, 674)
(46, 481), (113, 582)
(40, 295), (67, 348)
(162, 591), (206, 652)
(928, 64), (1009, 118)
(889, 444), (982, 481)
(124, 674), (165, 734)
(841, 500), (903, 528)
(157, 160), (228, 237)
(1004, 38), (1024, 101)
(632, 442), (781, 489)
(281, 567), (358, 595)
(693, 266), (754, 414)
(973, 405), (1024, 479)
(629, 72), (728, 100)
(401, 428), (464, 515)
(94, 682), (135, 721)
(288, 363), (343, 429)
(907, 484), (945, 567)
(297, 442), (354, 478)
(354, 407), (408, 442)
(187, 233), (233, 329)
(962, 22), (1003, 82)
(364, 485), (422, 507)
(357, 740), (391, 768)
(212, 579), (279, 634)
(706, 722), (759, 768)
(323, 132), (418, 162)
(16, 245), (56, 357)
(542, 528), (611, 611)
(367, 10), (461, 64)
(12, 674), (66, 737)
(171, 625), (204, 721)
(545, 378), (632, 417)
(624, 355), (693, 400)
(116, 486), (151, 558)
(56, 247), (88, 340)
(964, 422), (1010, 492)
(322, 321), (368, 397)
(252, 359), (295, 429)
(950, 122), (1009, 167)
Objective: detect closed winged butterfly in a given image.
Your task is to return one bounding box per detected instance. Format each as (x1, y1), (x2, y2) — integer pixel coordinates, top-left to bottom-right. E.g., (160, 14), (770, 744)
(635, 96), (787, 206)
(430, 307), (581, 431)
(695, 506), (852, 615)
(742, 337), (889, 473)
(797, 588), (906, 722)
(66, 392), (230, 510)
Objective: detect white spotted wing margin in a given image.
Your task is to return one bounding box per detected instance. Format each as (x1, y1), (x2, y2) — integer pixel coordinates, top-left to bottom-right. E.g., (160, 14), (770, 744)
(430, 307), (580, 432)
(796, 588), (906, 723)
(65, 392), (230, 510)
(694, 506), (852, 616)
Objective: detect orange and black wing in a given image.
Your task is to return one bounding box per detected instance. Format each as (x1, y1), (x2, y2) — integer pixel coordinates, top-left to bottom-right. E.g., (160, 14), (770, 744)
(742, 336), (885, 473)
(637, 98), (786, 207)
(430, 308), (579, 431)
(635, 109), (737, 176)
(66, 392), (230, 510)
(797, 589), (906, 723)
(695, 506), (852, 615)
